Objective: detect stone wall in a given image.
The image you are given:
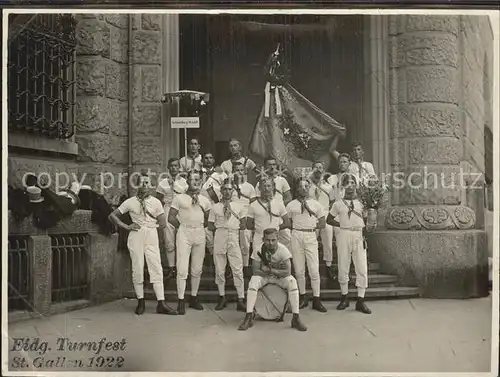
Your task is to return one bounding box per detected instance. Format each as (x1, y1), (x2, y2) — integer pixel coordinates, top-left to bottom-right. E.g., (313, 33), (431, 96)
(73, 14), (165, 202)
(370, 15), (493, 298)
(75, 14), (130, 204)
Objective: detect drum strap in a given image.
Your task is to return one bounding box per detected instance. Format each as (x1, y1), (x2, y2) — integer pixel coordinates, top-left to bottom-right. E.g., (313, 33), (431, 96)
(259, 284), (289, 321)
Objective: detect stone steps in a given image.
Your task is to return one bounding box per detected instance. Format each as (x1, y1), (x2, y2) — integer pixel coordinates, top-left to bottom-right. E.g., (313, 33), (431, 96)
(136, 260), (420, 301)
(159, 273), (399, 291)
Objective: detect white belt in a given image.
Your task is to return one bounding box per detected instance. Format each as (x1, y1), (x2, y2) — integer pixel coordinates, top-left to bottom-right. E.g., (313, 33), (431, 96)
(139, 224), (158, 229)
(180, 224), (204, 229)
(216, 227), (240, 232)
(340, 227), (363, 231)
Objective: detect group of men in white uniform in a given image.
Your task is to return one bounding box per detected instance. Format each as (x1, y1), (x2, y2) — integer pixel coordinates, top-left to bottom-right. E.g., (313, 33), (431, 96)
(109, 138), (376, 332)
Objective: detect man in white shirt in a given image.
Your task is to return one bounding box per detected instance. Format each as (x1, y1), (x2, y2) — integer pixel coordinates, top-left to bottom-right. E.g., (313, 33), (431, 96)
(327, 153), (351, 201)
(179, 137), (203, 174)
(231, 161), (257, 276)
(156, 158), (188, 280)
(287, 178), (327, 312)
(255, 157), (292, 249)
(168, 171), (212, 314)
(201, 168), (228, 256)
(349, 142), (376, 185)
(330, 143), (376, 186)
(309, 161), (336, 279)
(327, 153), (352, 279)
(208, 179), (247, 312)
(247, 176), (290, 253)
(326, 173), (371, 314)
(221, 138), (257, 177)
(238, 228), (307, 332)
(109, 174), (177, 315)
(201, 151), (216, 184)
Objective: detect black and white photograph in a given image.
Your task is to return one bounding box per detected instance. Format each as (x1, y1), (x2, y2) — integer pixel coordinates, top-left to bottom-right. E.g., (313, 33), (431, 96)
(2, 7), (499, 375)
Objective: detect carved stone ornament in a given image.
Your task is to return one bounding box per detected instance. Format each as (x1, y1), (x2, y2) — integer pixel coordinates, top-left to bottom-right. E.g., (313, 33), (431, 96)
(385, 205), (476, 230)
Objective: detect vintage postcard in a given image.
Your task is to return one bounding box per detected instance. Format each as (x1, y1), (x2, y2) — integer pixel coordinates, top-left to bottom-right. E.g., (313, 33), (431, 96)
(2, 7), (499, 376)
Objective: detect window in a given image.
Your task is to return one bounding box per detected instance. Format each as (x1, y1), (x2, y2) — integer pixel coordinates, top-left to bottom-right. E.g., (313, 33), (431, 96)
(8, 14), (77, 140)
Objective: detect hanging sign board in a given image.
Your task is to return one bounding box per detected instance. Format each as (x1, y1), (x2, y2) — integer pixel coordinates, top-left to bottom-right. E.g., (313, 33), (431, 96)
(171, 117), (200, 129)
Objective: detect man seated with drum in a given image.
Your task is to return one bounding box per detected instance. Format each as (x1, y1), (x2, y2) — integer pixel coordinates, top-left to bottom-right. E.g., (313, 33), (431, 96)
(238, 228), (307, 332)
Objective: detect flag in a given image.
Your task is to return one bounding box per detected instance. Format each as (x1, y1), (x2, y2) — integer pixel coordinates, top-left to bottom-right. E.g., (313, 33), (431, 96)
(249, 82), (346, 178)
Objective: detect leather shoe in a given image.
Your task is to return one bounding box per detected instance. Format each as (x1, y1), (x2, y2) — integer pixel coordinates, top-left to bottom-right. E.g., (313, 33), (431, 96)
(215, 296), (227, 311)
(291, 314), (307, 332)
(177, 299), (186, 315)
(238, 312), (254, 331)
(312, 297), (327, 313)
(336, 295), (350, 310)
(189, 295), (204, 310)
(135, 298), (145, 315)
(355, 298), (372, 314)
(156, 300), (178, 315)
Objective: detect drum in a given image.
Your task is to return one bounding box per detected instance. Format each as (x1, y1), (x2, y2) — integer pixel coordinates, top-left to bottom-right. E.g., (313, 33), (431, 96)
(254, 283), (288, 321)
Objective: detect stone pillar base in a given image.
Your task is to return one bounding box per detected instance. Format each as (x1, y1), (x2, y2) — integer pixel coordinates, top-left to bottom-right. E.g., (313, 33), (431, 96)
(89, 233), (120, 304)
(369, 230), (489, 298)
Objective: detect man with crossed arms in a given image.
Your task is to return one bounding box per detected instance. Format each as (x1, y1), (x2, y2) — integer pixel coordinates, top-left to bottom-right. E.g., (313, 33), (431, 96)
(255, 157), (292, 249)
(230, 161), (257, 276)
(287, 177), (327, 312)
(156, 157), (188, 280)
(208, 178), (247, 312)
(238, 228), (307, 332)
(168, 171), (211, 314)
(247, 175), (290, 254)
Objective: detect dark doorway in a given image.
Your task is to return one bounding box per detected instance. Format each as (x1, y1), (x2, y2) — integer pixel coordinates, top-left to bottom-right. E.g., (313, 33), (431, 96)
(179, 15), (213, 158)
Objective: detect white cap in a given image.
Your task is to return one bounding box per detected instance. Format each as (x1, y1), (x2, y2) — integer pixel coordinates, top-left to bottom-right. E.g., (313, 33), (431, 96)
(80, 185), (92, 190)
(26, 186), (41, 195)
(69, 182), (81, 195)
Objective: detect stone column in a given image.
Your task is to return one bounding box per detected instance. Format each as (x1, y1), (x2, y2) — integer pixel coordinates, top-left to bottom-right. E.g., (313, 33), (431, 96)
(131, 14), (163, 178)
(161, 14), (181, 169)
(370, 15), (488, 298)
(28, 235), (52, 316)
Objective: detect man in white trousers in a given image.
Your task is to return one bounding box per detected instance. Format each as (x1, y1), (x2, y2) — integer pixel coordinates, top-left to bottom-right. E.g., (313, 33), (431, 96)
(308, 161), (335, 280)
(109, 174), (177, 315)
(230, 161), (257, 277)
(168, 171), (211, 314)
(238, 228), (307, 332)
(156, 158), (188, 280)
(287, 178), (327, 312)
(247, 175), (290, 254)
(327, 153), (351, 280)
(208, 179), (246, 312)
(326, 173), (371, 314)
(255, 157), (292, 249)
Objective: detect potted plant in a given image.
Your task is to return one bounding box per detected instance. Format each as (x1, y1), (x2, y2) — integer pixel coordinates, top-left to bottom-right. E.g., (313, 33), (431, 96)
(357, 175), (389, 232)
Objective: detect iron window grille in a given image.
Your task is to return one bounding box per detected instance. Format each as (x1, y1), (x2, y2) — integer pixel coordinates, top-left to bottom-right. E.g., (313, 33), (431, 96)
(51, 234), (90, 303)
(8, 236), (32, 312)
(8, 14), (77, 140)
